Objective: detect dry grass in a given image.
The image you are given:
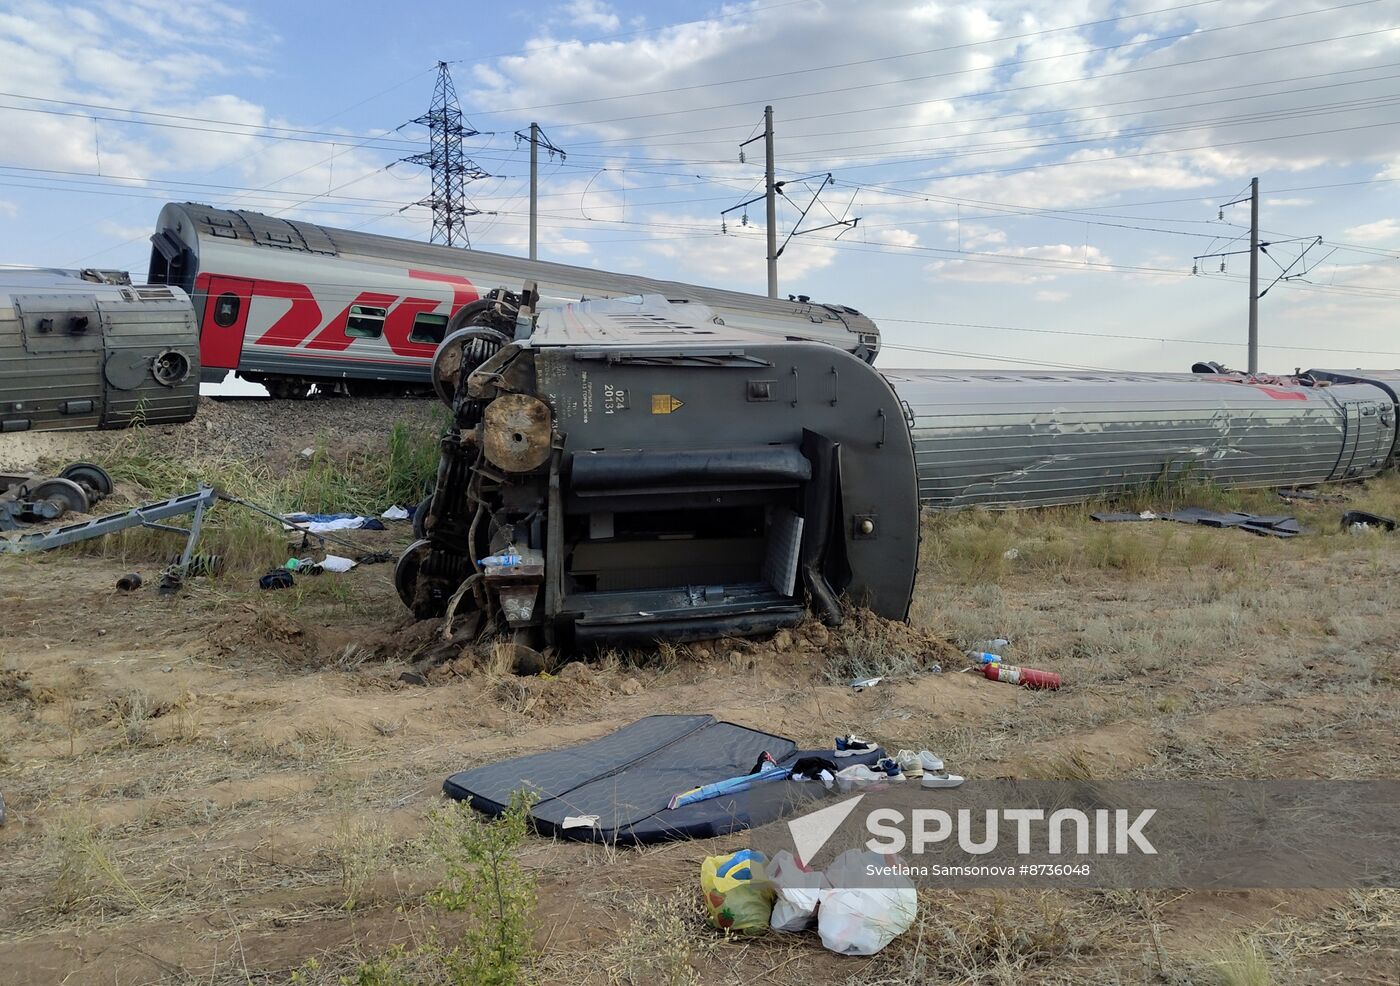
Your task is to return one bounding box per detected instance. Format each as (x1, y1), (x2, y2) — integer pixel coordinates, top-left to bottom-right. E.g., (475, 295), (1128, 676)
(3, 473), (1399, 985)
(1204, 936), (1280, 986)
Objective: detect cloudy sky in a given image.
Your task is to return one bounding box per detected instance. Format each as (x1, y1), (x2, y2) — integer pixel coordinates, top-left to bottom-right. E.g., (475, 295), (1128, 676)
(2, 0), (1400, 373)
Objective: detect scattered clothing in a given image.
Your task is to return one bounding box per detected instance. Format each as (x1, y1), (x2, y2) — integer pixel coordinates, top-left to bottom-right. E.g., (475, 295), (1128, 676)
(318, 554), (357, 573)
(259, 567), (294, 590)
(380, 504), (410, 520)
(282, 512), (387, 533)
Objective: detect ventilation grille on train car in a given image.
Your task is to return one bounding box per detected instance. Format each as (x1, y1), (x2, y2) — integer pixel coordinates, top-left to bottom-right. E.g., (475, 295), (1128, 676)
(187, 204), (338, 256)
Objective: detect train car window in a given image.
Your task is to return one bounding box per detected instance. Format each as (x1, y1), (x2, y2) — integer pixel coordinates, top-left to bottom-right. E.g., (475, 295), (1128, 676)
(213, 293), (241, 327)
(345, 304), (387, 339)
(409, 312), (449, 344)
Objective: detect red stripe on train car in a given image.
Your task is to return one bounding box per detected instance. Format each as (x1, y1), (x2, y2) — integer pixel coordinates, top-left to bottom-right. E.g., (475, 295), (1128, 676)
(305, 291), (400, 352)
(248, 279), (323, 348)
(407, 269), (479, 310)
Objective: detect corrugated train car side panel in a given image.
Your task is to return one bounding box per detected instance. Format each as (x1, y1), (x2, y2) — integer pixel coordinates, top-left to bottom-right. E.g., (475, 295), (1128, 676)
(885, 370), (1397, 509)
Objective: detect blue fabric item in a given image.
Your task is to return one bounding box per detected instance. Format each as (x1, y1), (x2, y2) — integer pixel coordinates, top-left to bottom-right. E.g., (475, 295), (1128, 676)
(441, 714), (884, 845)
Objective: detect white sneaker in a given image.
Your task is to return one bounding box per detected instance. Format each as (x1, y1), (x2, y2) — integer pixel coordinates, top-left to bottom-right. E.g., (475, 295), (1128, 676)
(919, 751), (945, 773)
(894, 749), (924, 776)
(921, 772), (965, 789)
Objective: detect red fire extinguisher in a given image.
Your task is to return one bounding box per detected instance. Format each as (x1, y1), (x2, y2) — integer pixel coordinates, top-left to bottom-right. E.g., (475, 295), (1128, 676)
(983, 661), (1061, 690)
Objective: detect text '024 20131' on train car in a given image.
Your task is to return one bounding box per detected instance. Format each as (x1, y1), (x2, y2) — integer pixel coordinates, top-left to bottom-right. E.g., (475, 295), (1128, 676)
(146, 202), (879, 398)
(395, 289), (1400, 649)
(1, 268), (199, 433)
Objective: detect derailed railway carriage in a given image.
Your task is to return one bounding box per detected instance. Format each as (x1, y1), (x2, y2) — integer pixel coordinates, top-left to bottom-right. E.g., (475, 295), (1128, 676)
(147, 202), (880, 397)
(396, 289), (1400, 647)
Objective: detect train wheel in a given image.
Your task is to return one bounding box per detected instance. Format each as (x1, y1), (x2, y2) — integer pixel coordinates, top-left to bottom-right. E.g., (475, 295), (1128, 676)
(267, 379), (311, 400)
(412, 494), (434, 540)
(59, 462), (114, 499)
(28, 478), (90, 515)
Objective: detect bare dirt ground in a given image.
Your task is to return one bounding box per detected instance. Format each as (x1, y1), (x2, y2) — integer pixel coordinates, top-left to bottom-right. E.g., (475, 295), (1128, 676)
(1, 409), (1397, 985)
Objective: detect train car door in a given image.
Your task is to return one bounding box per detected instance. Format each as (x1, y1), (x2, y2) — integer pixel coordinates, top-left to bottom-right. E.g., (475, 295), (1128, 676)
(200, 276), (254, 369)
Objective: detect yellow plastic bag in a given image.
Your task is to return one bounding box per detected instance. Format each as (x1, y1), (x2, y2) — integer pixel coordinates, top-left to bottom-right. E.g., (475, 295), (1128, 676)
(700, 850), (773, 933)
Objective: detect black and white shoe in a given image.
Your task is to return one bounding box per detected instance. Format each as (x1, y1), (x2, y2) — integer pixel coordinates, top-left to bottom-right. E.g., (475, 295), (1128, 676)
(834, 734), (877, 757)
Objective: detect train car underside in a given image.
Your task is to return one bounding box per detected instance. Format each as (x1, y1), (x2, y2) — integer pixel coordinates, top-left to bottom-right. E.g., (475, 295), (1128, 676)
(393, 292), (921, 649)
(396, 290), (1400, 650)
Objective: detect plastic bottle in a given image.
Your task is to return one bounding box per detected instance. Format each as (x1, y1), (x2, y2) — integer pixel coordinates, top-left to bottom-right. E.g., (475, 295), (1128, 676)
(971, 638), (1010, 653)
(479, 552), (522, 568)
(967, 651), (1003, 666)
(983, 662), (1061, 690)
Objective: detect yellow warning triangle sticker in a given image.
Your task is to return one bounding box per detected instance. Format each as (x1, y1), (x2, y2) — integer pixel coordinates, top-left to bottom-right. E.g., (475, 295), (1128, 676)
(651, 394), (685, 414)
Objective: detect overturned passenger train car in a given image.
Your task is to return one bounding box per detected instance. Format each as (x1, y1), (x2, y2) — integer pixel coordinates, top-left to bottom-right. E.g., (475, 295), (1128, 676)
(149, 202), (879, 397)
(397, 290), (1399, 647)
(0, 268), (199, 433)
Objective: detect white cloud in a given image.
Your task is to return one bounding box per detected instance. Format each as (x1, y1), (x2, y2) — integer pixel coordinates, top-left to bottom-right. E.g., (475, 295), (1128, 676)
(1343, 219), (1400, 245)
(1035, 289), (1069, 302)
(867, 227), (920, 248)
(564, 0), (620, 33)
(926, 243), (1112, 284)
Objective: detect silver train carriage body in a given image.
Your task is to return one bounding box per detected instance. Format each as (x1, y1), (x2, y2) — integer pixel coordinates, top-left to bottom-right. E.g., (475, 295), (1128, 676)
(0, 268), (198, 434)
(886, 369), (1399, 509)
(397, 295), (918, 647)
(147, 202), (879, 397)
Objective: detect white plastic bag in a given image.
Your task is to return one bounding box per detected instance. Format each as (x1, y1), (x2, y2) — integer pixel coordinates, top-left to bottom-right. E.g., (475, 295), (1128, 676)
(766, 850), (829, 931)
(817, 850), (918, 955)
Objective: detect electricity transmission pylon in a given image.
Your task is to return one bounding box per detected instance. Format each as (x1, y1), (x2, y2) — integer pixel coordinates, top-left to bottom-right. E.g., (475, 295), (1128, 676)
(403, 61), (489, 247)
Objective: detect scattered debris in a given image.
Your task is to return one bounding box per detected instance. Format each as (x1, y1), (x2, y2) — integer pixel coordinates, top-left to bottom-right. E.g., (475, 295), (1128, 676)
(1090, 510), (1156, 523)
(817, 849), (918, 955)
(1002, 546), (1020, 560)
(380, 504), (410, 520)
(669, 753), (792, 810)
(259, 567), (294, 591)
(115, 572), (143, 592)
(1164, 507), (1302, 538)
(318, 554), (358, 573)
(282, 512), (386, 533)
(767, 850), (827, 932)
(443, 714), (883, 844)
(971, 637), (1010, 653)
(849, 676), (882, 691)
(1342, 510), (1397, 533)
(0, 462), (113, 531)
(701, 849), (773, 933)
(982, 661), (1061, 690)
(1278, 487), (1346, 503)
